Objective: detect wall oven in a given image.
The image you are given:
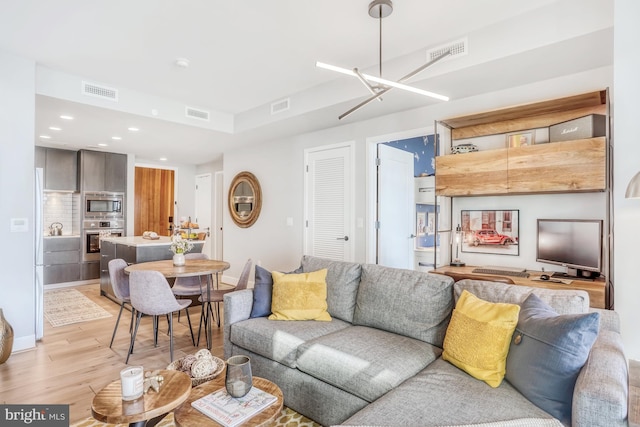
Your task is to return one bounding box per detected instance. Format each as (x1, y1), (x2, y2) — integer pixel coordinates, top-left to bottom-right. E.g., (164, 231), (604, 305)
(83, 219), (124, 262)
(83, 192), (124, 219)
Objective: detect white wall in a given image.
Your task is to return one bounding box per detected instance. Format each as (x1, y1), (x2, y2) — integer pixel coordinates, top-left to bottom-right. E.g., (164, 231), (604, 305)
(613, 0), (640, 360)
(0, 51), (36, 351)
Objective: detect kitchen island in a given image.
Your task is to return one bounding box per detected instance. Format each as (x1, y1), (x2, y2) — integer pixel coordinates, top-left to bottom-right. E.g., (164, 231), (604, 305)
(100, 236), (204, 300)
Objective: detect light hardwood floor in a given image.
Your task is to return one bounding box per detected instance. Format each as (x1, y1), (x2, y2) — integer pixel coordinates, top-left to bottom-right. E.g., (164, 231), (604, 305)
(0, 283), (224, 424)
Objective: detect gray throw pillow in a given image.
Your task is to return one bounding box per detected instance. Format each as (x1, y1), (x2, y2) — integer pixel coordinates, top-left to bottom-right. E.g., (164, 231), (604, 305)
(249, 265), (301, 318)
(505, 293), (599, 424)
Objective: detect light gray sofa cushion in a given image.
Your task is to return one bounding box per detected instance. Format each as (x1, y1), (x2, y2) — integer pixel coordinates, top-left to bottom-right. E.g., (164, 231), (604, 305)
(454, 280), (590, 314)
(353, 264), (454, 347)
(228, 316), (351, 368)
(302, 255), (362, 323)
(296, 325), (441, 402)
(341, 358), (556, 426)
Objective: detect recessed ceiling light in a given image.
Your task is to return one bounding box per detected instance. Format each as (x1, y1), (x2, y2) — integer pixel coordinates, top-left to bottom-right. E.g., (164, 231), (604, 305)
(111, 136), (122, 140)
(49, 126), (61, 131)
(39, 135), (51, 139)
(60, 115), (74, 120)
(128, 127), (139, 132)
(159, 157), (167, 161)
(175, 58), (190, 68)
(98, 143), (108, 147)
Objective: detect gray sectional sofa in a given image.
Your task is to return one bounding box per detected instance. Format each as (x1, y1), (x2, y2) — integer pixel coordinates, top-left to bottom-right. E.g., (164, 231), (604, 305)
(223, 256), (628, 427)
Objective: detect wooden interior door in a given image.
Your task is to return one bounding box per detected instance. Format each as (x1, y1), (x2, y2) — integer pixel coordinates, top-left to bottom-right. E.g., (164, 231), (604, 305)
(134, 167), (175, 236)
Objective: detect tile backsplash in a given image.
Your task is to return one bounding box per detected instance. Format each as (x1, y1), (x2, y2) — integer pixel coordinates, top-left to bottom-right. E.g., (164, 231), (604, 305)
(43, 192), (80, 235)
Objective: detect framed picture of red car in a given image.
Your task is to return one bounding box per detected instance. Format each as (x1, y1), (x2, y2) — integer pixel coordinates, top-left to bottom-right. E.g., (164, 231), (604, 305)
(460, 209), (519, 256)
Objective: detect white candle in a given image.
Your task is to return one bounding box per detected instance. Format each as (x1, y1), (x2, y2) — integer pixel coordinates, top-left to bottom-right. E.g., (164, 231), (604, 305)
(120, 366), (144, 401)
(229, 380), (249, 397)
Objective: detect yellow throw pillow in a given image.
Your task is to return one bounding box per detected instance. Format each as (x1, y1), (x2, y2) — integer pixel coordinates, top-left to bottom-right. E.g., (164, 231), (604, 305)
(268, 269), (331, 321)
(442, 290), (520, 388)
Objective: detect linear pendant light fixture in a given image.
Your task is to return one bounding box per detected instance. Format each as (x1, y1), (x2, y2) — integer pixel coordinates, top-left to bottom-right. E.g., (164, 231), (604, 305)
(316, 0), (451, 120)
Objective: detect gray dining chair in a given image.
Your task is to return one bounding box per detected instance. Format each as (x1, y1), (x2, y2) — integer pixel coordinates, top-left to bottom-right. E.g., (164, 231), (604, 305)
(108, 259), (135, 348)
(126, 270), (193, 364)
(171, 252), (209, 345)
(197, 259), (252, 346)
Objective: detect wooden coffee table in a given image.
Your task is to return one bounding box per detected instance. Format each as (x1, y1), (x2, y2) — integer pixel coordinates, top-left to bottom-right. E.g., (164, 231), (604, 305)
(92, 370), (191, 427)
(173, 376), (284, 427)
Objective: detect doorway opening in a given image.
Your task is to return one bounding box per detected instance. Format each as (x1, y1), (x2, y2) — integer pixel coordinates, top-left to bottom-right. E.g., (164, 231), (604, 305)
(366, 126), (447, 270)
(134, 165), (177, 236)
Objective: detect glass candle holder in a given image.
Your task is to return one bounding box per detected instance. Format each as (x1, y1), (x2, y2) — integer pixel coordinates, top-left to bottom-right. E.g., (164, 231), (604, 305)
(120, 366), (144, 401)
(225, 355), (252, 398)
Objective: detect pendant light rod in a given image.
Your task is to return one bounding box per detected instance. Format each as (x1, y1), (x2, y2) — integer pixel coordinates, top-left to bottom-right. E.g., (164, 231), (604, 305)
(336, 49), (451, 120)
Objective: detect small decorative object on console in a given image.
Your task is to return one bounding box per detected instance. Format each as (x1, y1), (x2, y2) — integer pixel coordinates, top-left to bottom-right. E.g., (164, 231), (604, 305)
(451, 143), (478, 154)
(506, 131), (534, 147)
(549, 114), (606, 142)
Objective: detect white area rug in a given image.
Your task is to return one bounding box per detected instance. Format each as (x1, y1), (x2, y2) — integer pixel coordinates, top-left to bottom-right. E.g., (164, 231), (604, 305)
(44, 288), (112, 327)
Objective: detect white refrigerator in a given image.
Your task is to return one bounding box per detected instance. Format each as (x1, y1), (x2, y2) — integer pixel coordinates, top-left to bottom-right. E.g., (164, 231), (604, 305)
(34, 168), (44, 340)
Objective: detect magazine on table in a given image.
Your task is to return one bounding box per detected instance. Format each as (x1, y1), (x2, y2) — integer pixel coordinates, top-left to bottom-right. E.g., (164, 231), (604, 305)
(191, 385), (277, 427)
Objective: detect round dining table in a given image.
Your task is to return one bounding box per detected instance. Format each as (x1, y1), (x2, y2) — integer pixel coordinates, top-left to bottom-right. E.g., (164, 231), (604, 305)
(125, 258), (230, 349)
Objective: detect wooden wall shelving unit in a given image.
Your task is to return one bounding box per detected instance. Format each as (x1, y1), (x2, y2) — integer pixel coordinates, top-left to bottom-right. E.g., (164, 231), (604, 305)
(433, 89), (613, 308)
(435, 90), (608, 196)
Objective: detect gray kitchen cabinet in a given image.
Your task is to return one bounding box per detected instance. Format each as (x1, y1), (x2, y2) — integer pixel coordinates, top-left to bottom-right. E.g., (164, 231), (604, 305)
(99, 240), (116, 297)
(105, 152), (127, 192)
(81, 261), (100, 281)
(79, 150), (127, 192)
(43, 237), (81, 284)
(36, 147), (78, 191)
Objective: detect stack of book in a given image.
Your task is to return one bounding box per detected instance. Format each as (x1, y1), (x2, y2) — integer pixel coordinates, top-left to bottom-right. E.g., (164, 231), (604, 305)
(191, 386), (277, 427)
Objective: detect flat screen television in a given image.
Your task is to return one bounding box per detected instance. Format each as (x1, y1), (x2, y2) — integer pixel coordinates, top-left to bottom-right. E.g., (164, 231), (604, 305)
(536, 219), (603, 280)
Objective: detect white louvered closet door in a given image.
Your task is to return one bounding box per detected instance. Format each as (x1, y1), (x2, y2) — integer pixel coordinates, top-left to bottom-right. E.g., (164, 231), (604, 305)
(304, 143), (354, 262)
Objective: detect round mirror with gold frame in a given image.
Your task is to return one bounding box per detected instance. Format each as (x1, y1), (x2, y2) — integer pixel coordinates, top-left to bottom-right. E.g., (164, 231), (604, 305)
(228, 171), (262, 228)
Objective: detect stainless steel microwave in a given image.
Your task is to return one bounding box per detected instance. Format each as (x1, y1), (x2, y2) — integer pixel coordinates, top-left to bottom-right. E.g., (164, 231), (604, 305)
(83, 192), (124, 218)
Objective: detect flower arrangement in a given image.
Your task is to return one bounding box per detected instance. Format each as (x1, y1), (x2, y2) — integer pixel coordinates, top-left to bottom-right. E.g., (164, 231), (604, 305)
(170, 234), (194, 254)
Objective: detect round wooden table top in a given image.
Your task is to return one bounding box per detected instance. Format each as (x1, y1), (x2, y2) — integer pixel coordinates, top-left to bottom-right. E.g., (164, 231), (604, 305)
(124, 259), (230, 278)
(92, 370), (191, 425)
(174, 376), (284, 427)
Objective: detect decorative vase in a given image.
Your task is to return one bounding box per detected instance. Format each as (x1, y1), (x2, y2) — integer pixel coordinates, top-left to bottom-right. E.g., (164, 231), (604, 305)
(225, 355), (252, 398)
(173, 252), (185, 266)
(0, 309), (14, 364)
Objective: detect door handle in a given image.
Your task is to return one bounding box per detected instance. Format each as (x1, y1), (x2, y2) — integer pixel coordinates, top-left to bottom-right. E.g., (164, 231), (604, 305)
(337, 236), (349, 241)
(410, 234), (416, 238)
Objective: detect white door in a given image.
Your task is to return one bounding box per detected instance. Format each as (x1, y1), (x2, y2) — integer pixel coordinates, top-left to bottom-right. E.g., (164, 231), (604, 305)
(377, 144), (415, 269)
(195, 173), (212, 258)
(214, 171), (224, 260)
(304, 143), (354, 262)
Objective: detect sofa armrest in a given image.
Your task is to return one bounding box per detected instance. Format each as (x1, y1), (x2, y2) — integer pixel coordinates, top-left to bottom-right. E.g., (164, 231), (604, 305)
(589, 308), (620, 333)
(572, 329), (628, 426)
(223, 289), (253, 359)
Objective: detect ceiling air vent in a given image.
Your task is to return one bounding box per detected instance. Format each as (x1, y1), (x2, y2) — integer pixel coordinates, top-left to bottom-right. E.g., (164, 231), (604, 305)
(271, 98), (290, 115)
(426, 37), (468, 63)
(82, 81), (118, 101)
(185, 106), (210, 122)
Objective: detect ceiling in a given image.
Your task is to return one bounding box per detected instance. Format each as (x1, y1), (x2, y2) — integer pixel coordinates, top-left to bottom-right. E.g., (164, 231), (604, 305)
(0, 0), (611, 165)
